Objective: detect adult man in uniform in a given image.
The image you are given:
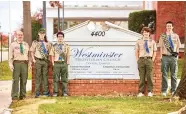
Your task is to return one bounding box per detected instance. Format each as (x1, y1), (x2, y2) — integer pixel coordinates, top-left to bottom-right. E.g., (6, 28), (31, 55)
(50, 32), (70, 96)
(9, 30), (30, 102)
(159, 21), (181, 96)
(30, 28), (52, 97)
(135, 27), (157, 97)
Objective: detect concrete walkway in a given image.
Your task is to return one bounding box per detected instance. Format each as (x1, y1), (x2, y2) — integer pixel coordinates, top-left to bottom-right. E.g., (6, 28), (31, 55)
(0, 80), (31, 114)
(0, 51), (8, 61)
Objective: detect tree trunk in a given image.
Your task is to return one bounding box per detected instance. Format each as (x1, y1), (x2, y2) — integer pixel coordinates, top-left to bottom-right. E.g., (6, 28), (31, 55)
(23, 1), (32, 46)
(174, 2), (186, 99)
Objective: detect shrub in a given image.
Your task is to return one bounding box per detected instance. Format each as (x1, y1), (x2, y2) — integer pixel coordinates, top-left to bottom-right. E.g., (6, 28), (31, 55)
(128, 10), (156, 34)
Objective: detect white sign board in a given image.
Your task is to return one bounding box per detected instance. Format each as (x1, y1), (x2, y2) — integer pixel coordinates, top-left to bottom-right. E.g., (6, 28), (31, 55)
(68, 46), (139, 79)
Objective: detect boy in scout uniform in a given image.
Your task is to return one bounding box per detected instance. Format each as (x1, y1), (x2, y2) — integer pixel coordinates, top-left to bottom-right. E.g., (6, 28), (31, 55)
(30, 28), (52, 98)
(50, 32), (70, 97)
(159, 21), (181, 96)
(135, 27), (157, 97)
(9, 30), (30, 102)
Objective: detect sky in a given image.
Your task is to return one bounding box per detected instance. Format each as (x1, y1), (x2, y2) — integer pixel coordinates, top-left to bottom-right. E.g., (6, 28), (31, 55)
(0, 1), (42, 34)
(0, 1), (142, 34)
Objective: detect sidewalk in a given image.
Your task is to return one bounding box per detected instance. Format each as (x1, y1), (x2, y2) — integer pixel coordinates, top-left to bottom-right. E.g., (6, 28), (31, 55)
(0, 51), (8, 61)
(0, 80), (31, 114)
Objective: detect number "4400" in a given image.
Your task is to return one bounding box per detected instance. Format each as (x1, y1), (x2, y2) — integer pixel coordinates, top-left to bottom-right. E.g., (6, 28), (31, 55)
(91, 31), (105, 36)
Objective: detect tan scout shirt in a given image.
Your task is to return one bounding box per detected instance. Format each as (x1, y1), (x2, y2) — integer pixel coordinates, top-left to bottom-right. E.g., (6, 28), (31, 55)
(9, 41), (29, 66)
(135, 38), (157, 57)
(159, 33), (181, 55)
(49, 42), (70, 64)
(30, 40), (52, 59)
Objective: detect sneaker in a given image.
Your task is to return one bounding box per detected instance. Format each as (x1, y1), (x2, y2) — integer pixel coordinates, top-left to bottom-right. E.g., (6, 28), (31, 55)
(148, 92), (153, 97)
(53, 93), (58, 97)
(63, 93), (68, 97)
(162, 92), (167, 96)
(171, 92), (175, 96)
(19, 96), (26, 100)
(137, 92), (144, 97)
(43, 93), (50, 97)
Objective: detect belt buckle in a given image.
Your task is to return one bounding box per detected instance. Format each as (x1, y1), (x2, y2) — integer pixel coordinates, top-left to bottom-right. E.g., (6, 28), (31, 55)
(144, 56), (147, 59)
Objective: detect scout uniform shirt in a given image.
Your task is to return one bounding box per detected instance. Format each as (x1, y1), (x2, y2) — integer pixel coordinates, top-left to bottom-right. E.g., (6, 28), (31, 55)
(30, 40), (52, 59)
(135, 38), (157, 57)
(9, 41), (29, 67)
(50, 42), (70, 64)
(159, 33), (181, 55)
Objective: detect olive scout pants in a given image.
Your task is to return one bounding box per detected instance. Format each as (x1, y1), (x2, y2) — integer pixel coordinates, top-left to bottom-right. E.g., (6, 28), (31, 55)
(11, 60), (28, 100)
(35, 59), (49, 95)
(138, 57), (153, 93)
(53, 61), (68, 95)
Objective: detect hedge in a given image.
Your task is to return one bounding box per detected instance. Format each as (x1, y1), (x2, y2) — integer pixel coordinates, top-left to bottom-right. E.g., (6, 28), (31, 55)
(32, 20), (42, 41)
(128, 10), (156, 34)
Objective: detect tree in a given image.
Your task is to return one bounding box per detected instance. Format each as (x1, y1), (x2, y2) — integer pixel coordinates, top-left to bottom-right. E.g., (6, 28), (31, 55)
(23, 1), (32, 46)
(174, 2), (186, 99)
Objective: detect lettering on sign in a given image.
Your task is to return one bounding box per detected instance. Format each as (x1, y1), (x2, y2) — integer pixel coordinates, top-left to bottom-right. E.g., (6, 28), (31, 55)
(91, 31), (105, 36)
(68, 46), (139, 79)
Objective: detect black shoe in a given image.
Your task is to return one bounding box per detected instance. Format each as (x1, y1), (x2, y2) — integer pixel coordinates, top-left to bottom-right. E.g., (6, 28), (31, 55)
(35, 93), (40, 98)
(19, 96), (26, 100)
(62, 93), (68, 97)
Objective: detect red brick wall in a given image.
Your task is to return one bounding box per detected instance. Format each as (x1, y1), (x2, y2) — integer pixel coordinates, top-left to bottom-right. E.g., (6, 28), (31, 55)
(155, 1), (184, 41)
(32, 51), (162, 96)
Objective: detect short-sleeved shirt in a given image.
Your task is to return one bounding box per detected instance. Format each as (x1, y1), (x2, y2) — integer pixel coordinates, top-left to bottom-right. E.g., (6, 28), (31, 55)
(30, 40), (52, 59)
(9, 41), (29, 66)
(159, 33), (181, 55)
(135, 38), (157, 57)
(49, 42), (70, 62)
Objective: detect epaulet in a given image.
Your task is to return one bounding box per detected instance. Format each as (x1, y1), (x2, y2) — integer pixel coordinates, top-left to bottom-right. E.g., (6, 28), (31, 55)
(53, 43), (57, 46)
(160, 33), (167, 38)
(137, 37), (142, 41)
(173, 33), (178, 36)
(33, 40), (37, 43)
(11, 41), (15, 45)
(160, 33), (166, 36)
(65, 43), (69, 47)
(48, 41), (52, 45)
(23, 41), (28, 45)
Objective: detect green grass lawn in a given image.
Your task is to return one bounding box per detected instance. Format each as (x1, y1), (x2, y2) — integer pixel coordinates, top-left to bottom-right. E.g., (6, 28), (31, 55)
(37, 96), (185, 114)
(177, 59), (184, 79)
(0, 60), (32, 80)
(9, 96), (186, 114)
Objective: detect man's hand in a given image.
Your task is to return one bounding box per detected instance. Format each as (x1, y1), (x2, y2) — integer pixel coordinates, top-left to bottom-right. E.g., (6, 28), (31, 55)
(9, 65), (14, 72)
(52, 62), (54, 66)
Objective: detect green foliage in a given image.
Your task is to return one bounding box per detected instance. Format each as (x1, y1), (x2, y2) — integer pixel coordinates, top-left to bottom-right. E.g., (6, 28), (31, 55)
(0, 61), (31, 80)
(32, 20), (42, 41)
(128, 10), (156, 34)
